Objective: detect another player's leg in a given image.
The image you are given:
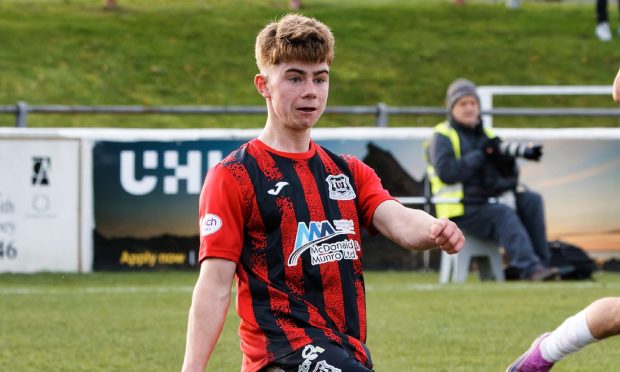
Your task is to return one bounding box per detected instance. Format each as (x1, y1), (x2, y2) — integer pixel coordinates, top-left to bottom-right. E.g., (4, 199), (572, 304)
(506, 297), (620, 371)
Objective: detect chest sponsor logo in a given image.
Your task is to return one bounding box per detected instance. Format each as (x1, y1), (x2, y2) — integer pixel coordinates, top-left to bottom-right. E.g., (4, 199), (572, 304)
(325, 174), (355, 200)
(287, 219), (360, 267)
(199, 213), (222, 237)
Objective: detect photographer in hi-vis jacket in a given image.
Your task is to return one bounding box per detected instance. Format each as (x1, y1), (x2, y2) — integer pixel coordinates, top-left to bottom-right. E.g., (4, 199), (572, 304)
(427, 78), (559, 281)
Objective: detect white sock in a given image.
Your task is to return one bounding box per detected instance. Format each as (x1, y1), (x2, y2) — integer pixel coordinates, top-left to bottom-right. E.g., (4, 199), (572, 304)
(540, 309), (597, 362)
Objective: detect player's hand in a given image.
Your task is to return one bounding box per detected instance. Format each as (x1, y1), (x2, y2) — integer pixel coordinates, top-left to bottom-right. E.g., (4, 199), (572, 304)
(429, 218), (464, 255)
(614, 67), (620, 102)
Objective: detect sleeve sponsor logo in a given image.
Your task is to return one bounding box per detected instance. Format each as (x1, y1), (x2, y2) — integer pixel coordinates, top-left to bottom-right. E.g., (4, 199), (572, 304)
(199, 213), (222, 237)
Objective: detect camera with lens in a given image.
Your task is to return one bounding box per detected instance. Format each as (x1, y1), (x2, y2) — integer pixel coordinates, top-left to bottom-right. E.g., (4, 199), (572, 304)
(498, 141), (543, 161)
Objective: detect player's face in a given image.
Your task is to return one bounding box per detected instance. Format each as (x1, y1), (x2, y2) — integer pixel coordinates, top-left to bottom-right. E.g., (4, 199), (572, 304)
(451, 95), (480, 128)
(262, 61), (330, 131)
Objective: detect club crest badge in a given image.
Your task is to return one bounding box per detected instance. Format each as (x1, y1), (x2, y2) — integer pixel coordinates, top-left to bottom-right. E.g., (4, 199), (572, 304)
(325, 174), (356, 200)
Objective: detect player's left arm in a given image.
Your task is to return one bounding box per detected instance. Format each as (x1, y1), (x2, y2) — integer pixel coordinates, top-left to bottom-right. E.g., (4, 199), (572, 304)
(372, 200), (463, 254)
(343, 154), (463, 254)
(613, 67), (620, 102)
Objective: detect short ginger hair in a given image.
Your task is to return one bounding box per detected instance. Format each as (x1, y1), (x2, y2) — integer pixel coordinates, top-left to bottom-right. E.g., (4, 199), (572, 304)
(255, 14), (335, 73)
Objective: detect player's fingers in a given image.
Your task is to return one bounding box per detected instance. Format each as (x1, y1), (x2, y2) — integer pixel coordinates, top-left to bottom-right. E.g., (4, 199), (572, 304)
(429, 218), (448, 240)
(433, 218), (457, 246)
(455, 233), (465, 252)
(442, 229), (459, 249)
(435, 220), (464, 254)
(442, 230), (465, 254)
(434, 234), (448, 248)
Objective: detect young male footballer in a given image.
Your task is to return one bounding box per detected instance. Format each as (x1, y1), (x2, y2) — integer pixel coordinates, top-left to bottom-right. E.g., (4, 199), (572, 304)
(182, 14), (464, 372)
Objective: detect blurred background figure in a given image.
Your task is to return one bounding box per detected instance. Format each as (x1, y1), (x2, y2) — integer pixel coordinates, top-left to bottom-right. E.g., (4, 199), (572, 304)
(505, 0), (520, 9)
(290, 0), (301, 10)
(427, 78), (557, 281)
(454, 0), (521, 9)
(595, 0), (620, 41)
(104, 0), (117, 9)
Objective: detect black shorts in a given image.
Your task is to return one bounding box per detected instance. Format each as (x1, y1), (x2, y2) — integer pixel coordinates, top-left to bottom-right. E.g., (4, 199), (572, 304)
(262, 340), (374, 372)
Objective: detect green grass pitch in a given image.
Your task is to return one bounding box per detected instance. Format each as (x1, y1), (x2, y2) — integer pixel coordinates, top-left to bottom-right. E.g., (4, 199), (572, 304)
(1, 271), (619, 371)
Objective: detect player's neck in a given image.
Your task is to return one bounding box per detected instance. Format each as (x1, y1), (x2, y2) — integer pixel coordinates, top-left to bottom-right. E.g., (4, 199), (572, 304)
(258, 123), (312, 153)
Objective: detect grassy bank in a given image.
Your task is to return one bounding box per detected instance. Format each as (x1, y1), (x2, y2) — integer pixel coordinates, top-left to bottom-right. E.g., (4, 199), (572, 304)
(1, 0), (619, 127)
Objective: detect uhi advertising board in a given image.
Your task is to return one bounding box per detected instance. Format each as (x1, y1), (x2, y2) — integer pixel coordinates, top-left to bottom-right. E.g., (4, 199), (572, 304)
(0, 139), (80, 273)
(2, 128), (617, 272)
(92, 130), (620, 271)
(93, 139), (245, 270)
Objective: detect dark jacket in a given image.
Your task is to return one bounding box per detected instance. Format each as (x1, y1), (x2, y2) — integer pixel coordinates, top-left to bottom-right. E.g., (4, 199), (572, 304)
(429, 118), (518, 203)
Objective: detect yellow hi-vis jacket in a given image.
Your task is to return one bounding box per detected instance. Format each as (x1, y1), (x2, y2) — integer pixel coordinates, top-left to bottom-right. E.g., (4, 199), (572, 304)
(427, 120), (495, 219)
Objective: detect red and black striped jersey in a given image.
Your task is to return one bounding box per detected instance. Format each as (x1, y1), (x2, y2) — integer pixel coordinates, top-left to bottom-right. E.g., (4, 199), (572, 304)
(198, 139), (393, 372)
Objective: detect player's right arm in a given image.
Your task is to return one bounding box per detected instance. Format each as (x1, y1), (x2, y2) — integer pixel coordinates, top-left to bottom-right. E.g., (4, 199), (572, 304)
(182, 258), (236, 372)
(183, 162), (245, 371)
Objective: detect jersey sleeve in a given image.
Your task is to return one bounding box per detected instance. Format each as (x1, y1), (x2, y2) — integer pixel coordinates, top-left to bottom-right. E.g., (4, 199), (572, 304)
(345, 155), (396, 234)
(197, 163), (245, 264)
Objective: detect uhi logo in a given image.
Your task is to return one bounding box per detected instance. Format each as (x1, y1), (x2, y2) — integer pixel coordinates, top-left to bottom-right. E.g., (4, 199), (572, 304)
(199, 213), (222, 237)
(119, 149), (223, 196)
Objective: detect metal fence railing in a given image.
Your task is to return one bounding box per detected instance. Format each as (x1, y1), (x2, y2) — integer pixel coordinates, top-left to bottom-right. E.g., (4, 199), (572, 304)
(1, 86), (618, 128)
(477, 85), (615, 127)
(2, 102), (620, 128)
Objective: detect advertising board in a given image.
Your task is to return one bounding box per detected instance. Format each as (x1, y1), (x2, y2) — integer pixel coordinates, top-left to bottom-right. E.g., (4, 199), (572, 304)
(0, 139), (80, 273)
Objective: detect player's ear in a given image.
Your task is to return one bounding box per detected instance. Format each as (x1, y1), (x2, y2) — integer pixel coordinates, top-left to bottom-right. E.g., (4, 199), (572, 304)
(254, 74), (270, 99)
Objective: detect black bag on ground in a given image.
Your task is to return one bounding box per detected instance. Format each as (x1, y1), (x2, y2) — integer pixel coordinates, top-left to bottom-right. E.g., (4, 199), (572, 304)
(549, 240), (597, 280)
